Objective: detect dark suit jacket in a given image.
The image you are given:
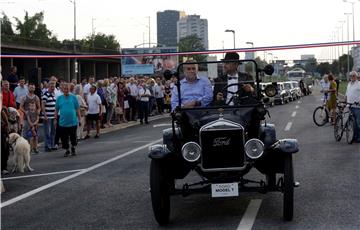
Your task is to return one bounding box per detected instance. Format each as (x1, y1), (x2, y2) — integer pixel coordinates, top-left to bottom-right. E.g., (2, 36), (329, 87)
(213, 72), (254, 101)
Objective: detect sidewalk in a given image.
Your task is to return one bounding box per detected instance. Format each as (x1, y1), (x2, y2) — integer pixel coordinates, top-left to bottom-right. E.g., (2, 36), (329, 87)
(37, 113), (170, 147)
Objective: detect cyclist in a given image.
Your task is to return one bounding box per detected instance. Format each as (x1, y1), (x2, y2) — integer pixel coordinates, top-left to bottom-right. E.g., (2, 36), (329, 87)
(345, 71), (360, 142)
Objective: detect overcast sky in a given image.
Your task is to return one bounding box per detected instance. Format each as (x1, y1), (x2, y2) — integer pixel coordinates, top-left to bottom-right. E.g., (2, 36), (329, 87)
(1, 0), (359, 61)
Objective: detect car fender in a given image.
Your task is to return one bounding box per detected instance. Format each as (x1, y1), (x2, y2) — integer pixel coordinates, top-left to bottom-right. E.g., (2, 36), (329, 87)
(260, 123), (277, 148)
(271, 139), (299, 154)
(148, 144), (171, 159)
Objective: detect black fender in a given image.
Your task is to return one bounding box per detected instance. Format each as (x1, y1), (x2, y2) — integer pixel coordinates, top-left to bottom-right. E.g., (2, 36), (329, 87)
(270, 139), (299, 154)
(255, 139), (299, 174)
(148, 144), (171, 159)
(260, 123), (277, 148)
(148, 128), (181, 160)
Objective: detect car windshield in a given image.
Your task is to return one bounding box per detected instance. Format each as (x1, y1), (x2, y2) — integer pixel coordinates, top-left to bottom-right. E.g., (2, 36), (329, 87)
(172, 60), (259, 110)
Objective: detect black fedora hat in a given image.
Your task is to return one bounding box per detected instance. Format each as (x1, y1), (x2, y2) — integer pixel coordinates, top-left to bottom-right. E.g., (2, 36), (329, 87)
(222, 52), (239, 61)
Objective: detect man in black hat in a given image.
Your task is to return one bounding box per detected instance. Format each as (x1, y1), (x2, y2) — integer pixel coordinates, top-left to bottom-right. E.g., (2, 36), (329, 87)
(213, 52), (254, 105)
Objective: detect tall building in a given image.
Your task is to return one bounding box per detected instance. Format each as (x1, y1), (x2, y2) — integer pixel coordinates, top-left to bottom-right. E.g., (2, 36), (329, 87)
(177, 15), (208, 50)
(157, 10), (185, 47)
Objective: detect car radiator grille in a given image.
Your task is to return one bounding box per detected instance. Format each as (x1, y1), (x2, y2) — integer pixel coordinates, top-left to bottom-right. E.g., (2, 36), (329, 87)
(200, 128), (245, 171)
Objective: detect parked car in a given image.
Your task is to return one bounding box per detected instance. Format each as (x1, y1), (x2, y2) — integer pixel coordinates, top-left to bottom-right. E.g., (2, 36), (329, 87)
(148, 60), (299, 225)
(289, 81), (302, 99)
(274, 82), (291, 104)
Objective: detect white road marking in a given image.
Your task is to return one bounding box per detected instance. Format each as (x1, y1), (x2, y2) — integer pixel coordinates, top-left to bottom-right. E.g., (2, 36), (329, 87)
(2, 169), (84, 180)
(298, 100), (302, 104)
(291, 111), (297, 117)
(285, 122), (293, 131)
(295, 105), (299, 109)
(237, 199), (262, 230)
(1, 138), (162, 208)
(133, 141), (152, 143)
(153, 123), (171, 128)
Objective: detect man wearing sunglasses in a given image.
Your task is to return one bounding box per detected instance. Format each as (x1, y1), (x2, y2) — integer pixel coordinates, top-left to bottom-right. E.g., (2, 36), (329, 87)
(171, 60), (213, 111)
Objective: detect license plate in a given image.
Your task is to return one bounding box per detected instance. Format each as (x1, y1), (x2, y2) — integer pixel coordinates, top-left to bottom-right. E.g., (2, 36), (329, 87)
(211, 183), (239, 197)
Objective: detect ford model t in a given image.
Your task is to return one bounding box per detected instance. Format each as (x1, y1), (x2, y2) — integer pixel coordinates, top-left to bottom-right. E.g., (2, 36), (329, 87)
(148, 57), (299, 225)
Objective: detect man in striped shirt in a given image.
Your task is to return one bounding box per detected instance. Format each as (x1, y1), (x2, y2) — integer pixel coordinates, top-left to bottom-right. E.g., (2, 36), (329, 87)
(42, 81), (56, 152)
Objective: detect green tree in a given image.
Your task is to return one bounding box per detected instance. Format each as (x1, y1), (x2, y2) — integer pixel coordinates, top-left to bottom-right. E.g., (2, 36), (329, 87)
(304, 58), (317, 74)
(178, 34), (207, 62)
(317, 62), (331, 76)
(1, 12), (14, 36)
(14, 11), (57, 42)
(338, 54), (353, 74)
(83, 33), (120, 51)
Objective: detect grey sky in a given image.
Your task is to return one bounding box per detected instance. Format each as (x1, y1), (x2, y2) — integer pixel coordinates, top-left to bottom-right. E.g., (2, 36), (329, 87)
(1, 0), (359, 61)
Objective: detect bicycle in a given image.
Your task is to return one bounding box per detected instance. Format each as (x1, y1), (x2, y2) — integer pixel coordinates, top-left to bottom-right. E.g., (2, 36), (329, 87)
(313, 95), (330, 126)
(334, 102), (358, 144)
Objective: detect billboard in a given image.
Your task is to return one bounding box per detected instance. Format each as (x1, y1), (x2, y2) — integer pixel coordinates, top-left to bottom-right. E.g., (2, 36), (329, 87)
(121, 47), (178, 76)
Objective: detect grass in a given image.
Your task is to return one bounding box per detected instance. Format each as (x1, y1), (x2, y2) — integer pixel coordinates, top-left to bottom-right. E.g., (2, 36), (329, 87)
(338, 81), (347, 95)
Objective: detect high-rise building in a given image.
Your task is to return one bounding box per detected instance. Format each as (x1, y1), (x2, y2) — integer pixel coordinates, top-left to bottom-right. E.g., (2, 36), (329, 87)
(157, 10), (185, 47)
(351, 45), (360, 72)
(177, 15), (208, 50)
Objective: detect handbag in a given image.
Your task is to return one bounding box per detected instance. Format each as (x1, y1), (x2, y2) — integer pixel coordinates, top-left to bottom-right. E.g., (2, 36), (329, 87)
(115, 107), (123, 115)
(124, 100), (129, 109)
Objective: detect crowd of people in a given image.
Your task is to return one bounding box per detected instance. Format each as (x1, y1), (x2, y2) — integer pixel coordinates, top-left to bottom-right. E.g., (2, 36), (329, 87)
(1, 66), (176, 173)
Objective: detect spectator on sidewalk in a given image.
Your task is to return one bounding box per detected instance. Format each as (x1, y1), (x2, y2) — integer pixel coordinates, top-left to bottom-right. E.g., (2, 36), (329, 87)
(2, 80), (16, 108)
(138, 79), (151, 124)
(127, 77), (138, 121)
(13, 78), (28, 109)
(154, 77), (165, 114)
(83, 77), (95, 99)
(20, 82), (41, 140)
(42, 81), (57, 152)
(117, 80), (128, 123)
(55, 83), (81, 157)
(5, 66), (18, 92)
(26, 102), (40, 153)
(106, 78), (117, 127)
(85, 85), (102, 139)
(345, 71), (360, 142)
(74, 84), (87, 140)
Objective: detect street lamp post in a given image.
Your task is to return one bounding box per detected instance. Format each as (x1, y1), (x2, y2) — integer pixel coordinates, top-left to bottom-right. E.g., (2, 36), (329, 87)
(339, 20), (345, 55)
(147, 16), (150, 48)
(343, 0), (359, 42)
(246, 41), (255, 58)
(69, 0), (77, 81)
(225, 29), (235, 49)
(345, 12), (352, 76)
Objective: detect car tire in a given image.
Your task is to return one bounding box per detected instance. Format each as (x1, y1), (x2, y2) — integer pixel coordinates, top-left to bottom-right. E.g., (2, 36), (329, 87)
(283, 154), (294, 221)
(150, 160), (171, 226)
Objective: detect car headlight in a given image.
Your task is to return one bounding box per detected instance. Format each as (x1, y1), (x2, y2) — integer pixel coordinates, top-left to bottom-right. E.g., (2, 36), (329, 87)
(182, 142), (201, 162)
(244, 139), (264, 159)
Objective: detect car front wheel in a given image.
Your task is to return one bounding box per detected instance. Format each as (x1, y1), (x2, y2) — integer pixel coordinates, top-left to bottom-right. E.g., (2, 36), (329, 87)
(150, 160), (172, 226)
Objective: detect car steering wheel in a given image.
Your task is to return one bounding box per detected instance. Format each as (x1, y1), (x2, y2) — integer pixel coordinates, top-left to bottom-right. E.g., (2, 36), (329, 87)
(221, 83), (247, 105)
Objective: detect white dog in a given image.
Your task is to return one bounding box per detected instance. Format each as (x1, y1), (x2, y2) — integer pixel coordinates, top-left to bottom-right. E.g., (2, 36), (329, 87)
(8, 133), (34, 173)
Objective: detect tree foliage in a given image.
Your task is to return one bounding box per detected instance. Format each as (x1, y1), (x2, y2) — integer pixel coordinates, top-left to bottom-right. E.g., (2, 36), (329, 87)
(178, 34), (207, 62)
(1, 12), (14, 36)
(83, 33), (120, 50)
(14, 11), (57, 42)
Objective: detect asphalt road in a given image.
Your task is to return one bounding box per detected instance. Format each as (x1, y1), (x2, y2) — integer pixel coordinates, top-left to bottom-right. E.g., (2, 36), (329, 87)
(1, 91), (360, 230)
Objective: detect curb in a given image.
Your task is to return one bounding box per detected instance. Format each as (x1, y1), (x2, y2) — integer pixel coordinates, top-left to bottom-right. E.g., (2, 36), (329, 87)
(38, 114), (170, 147)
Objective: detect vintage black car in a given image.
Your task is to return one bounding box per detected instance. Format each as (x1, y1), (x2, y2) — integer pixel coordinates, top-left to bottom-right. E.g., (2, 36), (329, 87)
(148, 59), (299, 225)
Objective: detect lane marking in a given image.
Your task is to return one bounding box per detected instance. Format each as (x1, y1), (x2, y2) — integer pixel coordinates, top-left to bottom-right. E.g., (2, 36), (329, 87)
(1, 138), (162, 208)
(291, 111), (297, 117)
(153, 123), (171, 128)
(284, 122), (293, 131)
(298, 100), (302, 104)
(237, 199), (262, 230)
(295, 105), (299, 109)
(2, 169), (84, 180)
